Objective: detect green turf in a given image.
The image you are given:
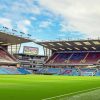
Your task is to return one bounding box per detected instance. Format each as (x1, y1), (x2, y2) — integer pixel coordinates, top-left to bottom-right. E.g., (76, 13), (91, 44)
(59, 89), (100, 100)
(0, 75), (100, 100)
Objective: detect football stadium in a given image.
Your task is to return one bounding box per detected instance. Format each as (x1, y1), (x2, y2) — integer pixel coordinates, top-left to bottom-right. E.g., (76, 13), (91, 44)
(0, 0), (100, 100)
(0, 28), (100, 100)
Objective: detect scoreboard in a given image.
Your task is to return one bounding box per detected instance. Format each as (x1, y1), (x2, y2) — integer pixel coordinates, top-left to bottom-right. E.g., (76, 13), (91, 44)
(23, 46), (38, 55)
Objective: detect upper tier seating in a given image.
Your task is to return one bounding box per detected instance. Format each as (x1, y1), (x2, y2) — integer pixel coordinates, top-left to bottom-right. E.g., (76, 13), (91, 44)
(0, 47), (17, 63)
(84, 52), (100, 64)
(69, 53), (86, 64)
(46, 53), (71, 64)
(46, 52), (100, 65)
(53, 53), (71, 63)
(46, 53), (58, 63)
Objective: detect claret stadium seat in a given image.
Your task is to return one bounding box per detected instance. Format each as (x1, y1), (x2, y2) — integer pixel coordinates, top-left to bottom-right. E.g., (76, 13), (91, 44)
(85, 52), (100, 64)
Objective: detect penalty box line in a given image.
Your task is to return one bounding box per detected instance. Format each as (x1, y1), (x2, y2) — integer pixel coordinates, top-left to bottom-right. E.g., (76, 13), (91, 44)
(42, 87), (100, 100)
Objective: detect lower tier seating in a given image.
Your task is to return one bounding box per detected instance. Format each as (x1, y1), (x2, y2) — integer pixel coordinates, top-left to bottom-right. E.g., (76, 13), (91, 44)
(0, 66), (31, 74)
(36, 67), (100, 76)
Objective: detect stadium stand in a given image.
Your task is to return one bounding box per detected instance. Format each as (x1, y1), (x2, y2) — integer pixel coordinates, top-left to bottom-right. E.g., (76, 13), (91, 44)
(0, 47), (17, 64)
(46, 52), (100, 65)
(46, 68), (61, 74)
(61, 68), (73, 75)
(79, 68), (97, 76)
(0, 28), (33, 74)
(69, 53), (86, 64)
(35, 67), (100, 76)
(95, 69), (100, 76)
(1, 29), (100, 76)
(84, 52), (100, 64)
(35, 39), (100, 76)
(17, 68), (31, 74)
(0, 66), (31, 74)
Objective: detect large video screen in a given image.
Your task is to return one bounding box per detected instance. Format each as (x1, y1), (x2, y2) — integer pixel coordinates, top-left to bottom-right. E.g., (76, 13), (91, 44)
(23, 46), (38, 55)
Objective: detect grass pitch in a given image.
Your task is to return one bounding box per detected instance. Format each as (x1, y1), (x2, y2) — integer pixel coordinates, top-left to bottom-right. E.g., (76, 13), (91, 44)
(0, 75), (100, 100)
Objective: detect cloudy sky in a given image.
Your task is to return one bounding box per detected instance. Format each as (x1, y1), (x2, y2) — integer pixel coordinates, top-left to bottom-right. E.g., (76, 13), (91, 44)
(0, 0), (100, 54)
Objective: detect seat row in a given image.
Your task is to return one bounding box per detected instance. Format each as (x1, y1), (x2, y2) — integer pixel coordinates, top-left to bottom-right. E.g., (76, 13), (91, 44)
(46, 52), (100, 65)
(36, 68), (100, 76)
(0, 66), (31, 74)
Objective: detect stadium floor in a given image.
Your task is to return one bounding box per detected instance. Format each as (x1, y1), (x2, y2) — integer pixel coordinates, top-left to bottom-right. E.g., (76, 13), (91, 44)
(0, 75), (100, 100)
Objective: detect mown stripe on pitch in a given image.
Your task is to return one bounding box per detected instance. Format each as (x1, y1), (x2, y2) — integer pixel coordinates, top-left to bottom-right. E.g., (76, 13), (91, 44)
(42, 87), (100, 100)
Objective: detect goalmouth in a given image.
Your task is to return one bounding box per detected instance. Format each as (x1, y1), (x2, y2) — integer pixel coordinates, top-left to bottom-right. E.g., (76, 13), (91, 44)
(81, 72), (95, 76)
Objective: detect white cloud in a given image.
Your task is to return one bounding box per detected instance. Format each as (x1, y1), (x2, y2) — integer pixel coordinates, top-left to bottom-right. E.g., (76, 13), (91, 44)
(60, 22), (76, 32)
(17, 24), (28, 34)
(0, 17), (12, 28)
(24, 20), (31, 26)
(39, 20), (52, 28)
(17, 19), (31, 33)
(12, 1), (41, 15)
(58, 33), (65, 37)
(0, 0), (41, 22)
(39, 0), (100, 38)
(30, 16), (37, 21)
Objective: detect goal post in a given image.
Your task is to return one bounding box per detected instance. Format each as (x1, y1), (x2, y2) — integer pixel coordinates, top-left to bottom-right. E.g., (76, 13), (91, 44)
(81, 72), (95, 76)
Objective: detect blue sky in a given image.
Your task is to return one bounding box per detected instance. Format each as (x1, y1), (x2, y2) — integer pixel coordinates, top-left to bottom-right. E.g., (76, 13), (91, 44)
(0, 0), (100, 54)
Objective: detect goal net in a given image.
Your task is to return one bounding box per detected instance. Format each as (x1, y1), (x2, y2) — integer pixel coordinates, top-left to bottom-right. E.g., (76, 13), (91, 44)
(81, 72), (94, 76)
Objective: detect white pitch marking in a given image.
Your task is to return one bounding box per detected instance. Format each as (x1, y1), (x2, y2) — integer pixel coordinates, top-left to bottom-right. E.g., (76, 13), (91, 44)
(42, 87), (100, 100)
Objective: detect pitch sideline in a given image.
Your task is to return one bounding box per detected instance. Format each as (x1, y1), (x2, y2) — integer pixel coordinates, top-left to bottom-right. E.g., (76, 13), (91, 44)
(42, 86), (100, 100)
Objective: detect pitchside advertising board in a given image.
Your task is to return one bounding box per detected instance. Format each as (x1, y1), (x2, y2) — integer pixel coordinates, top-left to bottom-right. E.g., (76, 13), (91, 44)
(23, 46), (38, 55)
